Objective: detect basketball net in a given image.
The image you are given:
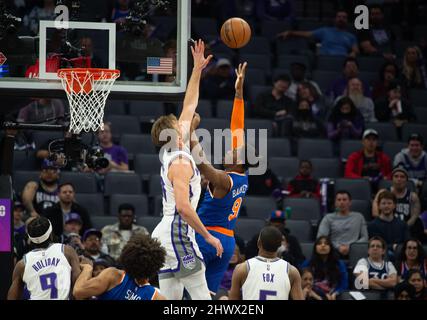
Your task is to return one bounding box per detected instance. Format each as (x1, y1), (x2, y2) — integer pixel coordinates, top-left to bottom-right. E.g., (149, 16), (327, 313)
(57, 68), (120, 134)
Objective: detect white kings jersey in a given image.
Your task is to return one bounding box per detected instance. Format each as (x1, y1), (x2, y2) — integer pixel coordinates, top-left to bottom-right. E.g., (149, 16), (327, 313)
(23, 243), (71, 300)
(242, 257), (291, 300)
(159, 149), (201, 216)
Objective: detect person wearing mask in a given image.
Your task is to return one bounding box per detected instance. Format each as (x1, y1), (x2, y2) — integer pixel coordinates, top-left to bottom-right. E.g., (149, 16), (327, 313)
(327, 97), (364, 142)
(291, 99), (325, 138)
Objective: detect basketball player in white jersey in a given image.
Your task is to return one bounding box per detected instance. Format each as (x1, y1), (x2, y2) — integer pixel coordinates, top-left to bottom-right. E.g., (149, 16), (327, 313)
(150, 39), (223, 300)
(7, 216), (81, 300)
(229, 226), (304, 300)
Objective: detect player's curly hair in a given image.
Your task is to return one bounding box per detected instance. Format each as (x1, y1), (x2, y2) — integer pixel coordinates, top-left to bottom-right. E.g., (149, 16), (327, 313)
(119, 234), (166, 280)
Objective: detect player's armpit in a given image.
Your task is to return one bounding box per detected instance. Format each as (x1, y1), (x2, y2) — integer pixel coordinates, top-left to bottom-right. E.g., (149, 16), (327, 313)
(7, 260), (25, 300)
(229, 262), (247, 300)
(288, 265), (304, 300)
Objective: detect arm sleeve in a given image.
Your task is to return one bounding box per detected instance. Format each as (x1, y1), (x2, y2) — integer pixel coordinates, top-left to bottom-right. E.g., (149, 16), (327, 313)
(230, 98), (245, 150)
(358, 215), (369, 242)
(335, 260), (349, 293)
(344, 153), (362, 178)
(317, 215), (330, 239)
(311, 28), (325, 41)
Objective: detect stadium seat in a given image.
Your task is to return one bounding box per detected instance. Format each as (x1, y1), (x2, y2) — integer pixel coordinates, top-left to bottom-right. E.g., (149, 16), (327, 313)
(137, 216), (162, 234)
(300, 242), (314, 261)
(91, 216), (117, 230)
(32, 131), (64, 150)
(60, 172), (98, 193)
(244, 68), (268, 86)
(276, 38), (310, 55)
(148, 174), (162, 197)
(175, 100), (212, 118)
(13, 150), (38, 171)
(359, 71), (377, 86)
(245, 119), (274, 137)
(414, 107), (427, 124)
(261, 20), (292, 40)
(401, 124), (427, 143)
(235, 218), (265, 243)
(269, 157), (299, 180)
(286, 220), (312, 242)
(267, 138), (292, 158)
(378, 179), (416, 192)
(357, 56), (386, 71)
(134, 154), (161, 178)
(282, 198), (321, 221)
(198, 118), (229, 134)
(242, 196), (277, 219)
(153, 195), (163, 216)
(297, 139), (334, 159)
(12, 170), (40, 196)
(248, 85), (270, 106)
(120, 134), (157, 155)
(104, 173), (142, 195)
(216, 99), (234, 119)
(340, 140), (362, 161)
(312, 70), (340, 92)
(334, 178), (372, 201)
(409, 89), (427, 108)
(316, 55), (346, 72)
(365, 122), (398, 142)
(240, 36), (271, 55)
(128, 100), (164, 117)
(310, 158), (342, 179)
(239, 54), (272, 73)
(104, 100), (127, 115)
(350, 199), (372, 222)
(382, 141), (406, 160)
(75, 193), (105, 216)
(277, 54), (311, 71)
(105, 115), (141, 135)
(192, 17), (218, 36)
(349, 242), (369, 268)
(109, 194), (149, 216)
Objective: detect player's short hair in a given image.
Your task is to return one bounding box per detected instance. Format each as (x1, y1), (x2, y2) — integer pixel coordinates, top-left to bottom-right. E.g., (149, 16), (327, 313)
(151, 114), (179, 147)
(377, 190), (397, 205)
(119, 234), (166, 280)
(27, 216), (52, 248)
(259, 226), (283, 253)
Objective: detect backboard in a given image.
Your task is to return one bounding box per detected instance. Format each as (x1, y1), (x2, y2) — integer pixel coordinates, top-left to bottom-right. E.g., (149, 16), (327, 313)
(0, 0), (190, 97)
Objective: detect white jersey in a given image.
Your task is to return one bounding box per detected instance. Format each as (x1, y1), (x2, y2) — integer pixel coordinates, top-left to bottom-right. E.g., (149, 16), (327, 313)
(23, 243), (71, 300)
(242, 256), (291, 300)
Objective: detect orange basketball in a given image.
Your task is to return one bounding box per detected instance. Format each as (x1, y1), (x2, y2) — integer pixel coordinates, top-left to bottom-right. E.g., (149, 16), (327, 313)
(220, 17), (251, 49)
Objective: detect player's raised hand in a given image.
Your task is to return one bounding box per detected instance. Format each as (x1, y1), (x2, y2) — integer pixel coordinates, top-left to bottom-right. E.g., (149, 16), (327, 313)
(191, 39), (213, 71)
(191, 112), (201, 132)
(206, 234), (224, 258)
(235, 62), (247, 93)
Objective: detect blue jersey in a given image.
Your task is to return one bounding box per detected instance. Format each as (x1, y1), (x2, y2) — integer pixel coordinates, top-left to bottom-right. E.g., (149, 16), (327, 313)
(98, 272), (158, 300)
(197, 172), (248, 230)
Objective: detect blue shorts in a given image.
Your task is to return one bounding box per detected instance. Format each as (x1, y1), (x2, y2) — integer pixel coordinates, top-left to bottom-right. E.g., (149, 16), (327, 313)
(196, 230), (235, 293)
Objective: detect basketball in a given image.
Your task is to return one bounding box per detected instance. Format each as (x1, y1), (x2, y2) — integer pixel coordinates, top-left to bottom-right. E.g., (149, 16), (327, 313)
(220, 17), (251, 49)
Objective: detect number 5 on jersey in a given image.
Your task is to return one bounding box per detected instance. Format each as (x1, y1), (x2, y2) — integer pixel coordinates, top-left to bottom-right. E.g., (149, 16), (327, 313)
(228, 197), (242, 221)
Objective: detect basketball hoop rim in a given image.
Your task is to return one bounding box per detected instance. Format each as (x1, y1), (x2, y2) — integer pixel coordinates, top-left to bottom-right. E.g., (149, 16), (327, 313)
(57, 68), (120, 80)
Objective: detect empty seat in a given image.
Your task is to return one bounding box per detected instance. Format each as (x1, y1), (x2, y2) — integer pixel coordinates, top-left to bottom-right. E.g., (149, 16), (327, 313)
(245, 119), (274, 137)
(310, 158), (342, 179)
(268, 138), (292, 158)
(75, 193), (105, 216)
(148, 174), (162, 197)
(282, 198), (321, 221)
(297, 139), (334, 159)
(242, 196), (277, 219)
(104, 173), (142, 195)
(286, 220), (312, 242)
(359, 71), (378, 86)
(349, 242), (369, 268)
(91, 216), (117, 230)
(198, 118), (228, 133)
(382, 141), (406, 160)
(60, 172), (97, 193)
(278, 54), (311, 71)
(358, 56), (386, 71)
(402, 123), (427, 142)
(104, 100), (127, 115)
(414, 107), (427, 124)
(196, 100), (213, 118)
(216, 99), (234, 119)
(261, 20), (291, 40)
(239, 54), (272, 72)
(109, 194), (149, 216)
(340, 140), (361, 161)
(312, 70), (340, 92)
(134, 154), (161, 177)
(137, 216), (162, 234)
(316, 55), (346, 72)
(269, 157), (299, 180)
(120, 134), (157, 155)
(13, 150), (38, 171)
(244, 68), (268, 86)
(128, 100), (164, 117)
(276, 38), (310, 55)
(300, 242), (314, 261)
(12, 170), (40, 195)
(240, 36), (271, 55)
(105, 115), (141, 135)
(248, 85), (270, 105)
(192, 17), (218, 36)
(365, 122), (398, 141)
(410, 89), (427, 108)
(334, 178), (371, 201)
(32, 131), (64, 149)
(350, 199), (372, 222)
(235, 218), (265, 243)
(153, 195), (163, 216)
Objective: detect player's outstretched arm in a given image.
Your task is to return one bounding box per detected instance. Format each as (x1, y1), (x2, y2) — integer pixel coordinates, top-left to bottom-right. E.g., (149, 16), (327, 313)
(169, 157), (223, 257)
(7, 260), (25, 300)
(231, 62), (247, 150)
(289, 265), (304, 300)
(229, 262), (248, 300)
(179, 39), (212, 144)
(73, 265), (120, 300)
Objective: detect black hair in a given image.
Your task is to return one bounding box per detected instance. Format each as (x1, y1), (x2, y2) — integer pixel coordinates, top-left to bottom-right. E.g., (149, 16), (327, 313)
(407, 269), (424, 282)
(273, 73), (291, 84)
(59, 182), (75, 191)
(118, 203), (135, 214)
(310, 236), (342, 288)
(259, 226), (283, 253)
(299, 159), (312, 167)
(398, 238), (426, 270)
(335, 189), (352, 200)
(328, 97), (359, 124)
(27, 217), (52, 248)
(119, 234), (166, 280)
(368, 236), (387, 251)
(394, 281), (416, 299)
(343, 57), (359, 68)
(408, 133), (424, 145)
(379, 61), (399, 81)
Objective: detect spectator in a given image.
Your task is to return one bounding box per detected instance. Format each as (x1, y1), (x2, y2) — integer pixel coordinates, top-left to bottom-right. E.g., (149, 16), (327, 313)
(317, 190), (368, 258)
(394, 281), (416, 300)
(23, 0), (57, 36)
(353, 236), (398, 291)
(357, 5), (396, 59)
(101, 203), (149, 261)
(372, 167), (421, 228)
(111, 0), (131, 24)
(82, 228), (116, 266)
(245, 210), (304, 265)
(407, 269), (427, 300)
(336, 77), (376, 123)
(291, 99), (325, 138)
(63, 232), (85, 256)
(80, 37), (103, 68)
(44, 182), (92, 238)
(296, 81), (328, 120)
(393, 134), (427, 190)
(300, 236), (349, 300)
(372, 61), (403, 101)
(93, 258), (112, 278)
(254, 0), (295, 22)
(374, 81), (416, 132)
(22, 159), (60, 217)
(62, 213), (83, 240)
(344, 129), (392, 182)
(286, 160), (321, 199)
(287, 62), (321, 102)
(326, 58), (371, 100)
(247, 166), (281, 196)
(13, 201), (27, 261)
(17, 98), (65, 124)
(97, 122), (129, 173)
(396, 238), (427, 282)
(201, 58), (236, 101)
(402, 46), (427, 89)
(300, 268), (325, 300)
(278, 10), (358, 57)
(368, 190), (409, 259)
(327, 97), (364, 142)
(253, 73), (295, 123)
(218, 237), (245, 294)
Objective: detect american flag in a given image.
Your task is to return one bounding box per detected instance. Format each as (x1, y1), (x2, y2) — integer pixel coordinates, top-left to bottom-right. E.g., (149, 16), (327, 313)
(147, 57), (173, 74)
